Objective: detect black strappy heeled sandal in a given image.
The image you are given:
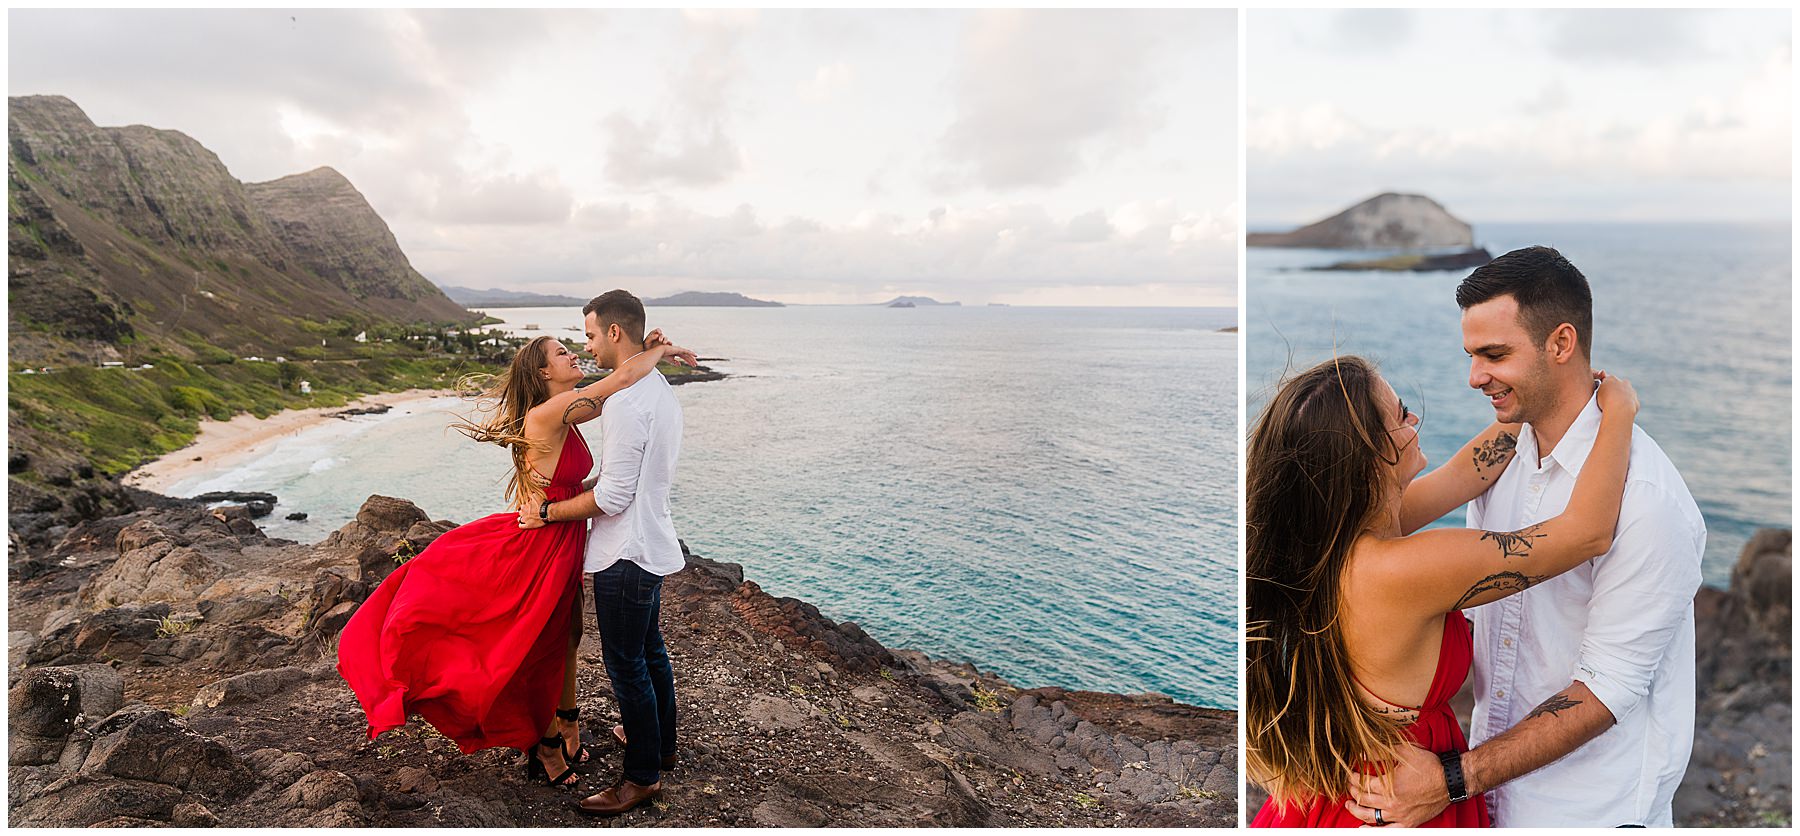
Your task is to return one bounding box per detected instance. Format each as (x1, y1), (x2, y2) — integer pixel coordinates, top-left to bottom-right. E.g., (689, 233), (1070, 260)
(555, 707), (592, 764)
(525, 735), (580, 788)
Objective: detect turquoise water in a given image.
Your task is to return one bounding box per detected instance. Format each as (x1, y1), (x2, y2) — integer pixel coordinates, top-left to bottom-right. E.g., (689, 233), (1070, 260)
(1248, 222), (1791, 587)
(168, 306), (1239, 708)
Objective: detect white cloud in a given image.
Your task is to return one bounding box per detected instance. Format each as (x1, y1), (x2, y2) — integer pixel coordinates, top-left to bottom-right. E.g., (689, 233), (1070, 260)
(800, 62), (855, 102)
(11, 9), (1236, 304)
(1249, 9), (1789, 223)
(935, 10), (1176, 191)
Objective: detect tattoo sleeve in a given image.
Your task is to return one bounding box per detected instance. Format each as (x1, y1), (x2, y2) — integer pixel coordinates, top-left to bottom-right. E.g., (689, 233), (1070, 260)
(1472, 431), (1518, 481)
(1480, 523), (1546, 559)
(1522, 692), (1583, 722)
(561, 396), (602, 424)
(1452, 570), (1547, 610)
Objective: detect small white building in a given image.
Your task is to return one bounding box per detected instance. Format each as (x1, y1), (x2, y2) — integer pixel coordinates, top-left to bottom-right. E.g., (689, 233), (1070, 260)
(355, 331), (368, 343)
(100, 361), (125, 368)
(299, 381), (312, 395)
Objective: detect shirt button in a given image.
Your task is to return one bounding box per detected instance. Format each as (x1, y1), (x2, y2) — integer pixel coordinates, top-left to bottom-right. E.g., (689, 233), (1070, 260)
(1496, 690), (1505, 699)
(1504, 638), (1513, 647)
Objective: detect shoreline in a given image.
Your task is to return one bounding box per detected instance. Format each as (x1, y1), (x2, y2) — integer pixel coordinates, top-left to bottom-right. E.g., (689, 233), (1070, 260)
(122, 388), (458, 496)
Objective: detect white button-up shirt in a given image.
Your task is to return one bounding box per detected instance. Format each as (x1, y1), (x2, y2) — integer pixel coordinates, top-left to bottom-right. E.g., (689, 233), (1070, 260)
(1466, 393), (1705, 827)
(584, 370), (685, 577)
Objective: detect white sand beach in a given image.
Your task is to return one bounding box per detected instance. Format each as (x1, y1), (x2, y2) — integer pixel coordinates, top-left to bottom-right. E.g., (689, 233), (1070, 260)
(123, 389), (457, 496)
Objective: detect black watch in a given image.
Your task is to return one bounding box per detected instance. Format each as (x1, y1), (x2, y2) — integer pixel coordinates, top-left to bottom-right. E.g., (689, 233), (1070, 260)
(539, 499), (552, 521)
(1438, 749), (1469, 803)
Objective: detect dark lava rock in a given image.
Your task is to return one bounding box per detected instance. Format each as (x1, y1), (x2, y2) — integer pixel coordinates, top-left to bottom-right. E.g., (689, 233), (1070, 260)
(191, 491), (278, 505)
(82, 710), (255, 800)
(1678, 529), (1792, 826)
(9, 666), (120, 764)
(191, 667), (310, 714)
(10, 490), (1240, 828)
(10, 451), (30, 473)
(30, 603), (172, 666)
(316, 495), (448, 584)
(328, 404), (392, 418)
(12, 778), (187, 827)
(1312, 247), (1493, 273)
(286, 512), (309, 521)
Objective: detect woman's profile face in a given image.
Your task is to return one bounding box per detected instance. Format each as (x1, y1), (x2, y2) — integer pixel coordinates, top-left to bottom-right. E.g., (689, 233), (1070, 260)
(538, 341), (584, 385)
(1375, 376), (1427, 484)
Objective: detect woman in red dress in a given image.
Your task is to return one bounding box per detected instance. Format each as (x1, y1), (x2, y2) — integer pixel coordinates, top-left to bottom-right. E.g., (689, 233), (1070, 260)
(338, 331), (696, 787)
(1244, 356), (1637, 827)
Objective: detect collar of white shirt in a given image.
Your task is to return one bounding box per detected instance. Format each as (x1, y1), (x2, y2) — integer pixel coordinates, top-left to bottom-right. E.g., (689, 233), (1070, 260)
(1522, 389), (1602, 477)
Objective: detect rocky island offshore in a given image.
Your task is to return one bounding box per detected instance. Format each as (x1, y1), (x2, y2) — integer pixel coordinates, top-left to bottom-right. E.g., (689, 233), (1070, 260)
(1248, 192), (1476, 251)
(8, 494), (1237, 827)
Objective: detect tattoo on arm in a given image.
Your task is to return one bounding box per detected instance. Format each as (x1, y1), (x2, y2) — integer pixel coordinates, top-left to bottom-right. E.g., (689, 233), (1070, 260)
(1523, 692), (1582, 721)
(1480, 523), (1546, 559)
(1452, 570), (1547, 610)
(1472, 431), (1518, 481)
(561, 396), (602, 424)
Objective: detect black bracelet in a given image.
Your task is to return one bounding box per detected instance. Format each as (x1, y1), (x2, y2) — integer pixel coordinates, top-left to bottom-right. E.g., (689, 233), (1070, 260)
(539, 499), (552, 521)
(1438, 749), (1469, 804)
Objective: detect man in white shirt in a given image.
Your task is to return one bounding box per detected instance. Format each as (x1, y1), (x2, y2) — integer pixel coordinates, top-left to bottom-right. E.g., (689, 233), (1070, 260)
(530, 289), (686, 817)
(1347, 246), (1704, 826)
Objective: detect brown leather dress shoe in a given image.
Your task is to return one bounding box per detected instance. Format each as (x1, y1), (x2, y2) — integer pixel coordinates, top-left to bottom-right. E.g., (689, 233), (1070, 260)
(576, 777), (662, 816)
(612, 724), (677, 769)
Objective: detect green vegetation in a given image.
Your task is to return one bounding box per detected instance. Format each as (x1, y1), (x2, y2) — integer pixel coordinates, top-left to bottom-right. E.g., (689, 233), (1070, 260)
(10, 322), (703, 478)
(970, 683), (1006, 712)
(155, 615), (197, 639)
(9, 334), (507, 476)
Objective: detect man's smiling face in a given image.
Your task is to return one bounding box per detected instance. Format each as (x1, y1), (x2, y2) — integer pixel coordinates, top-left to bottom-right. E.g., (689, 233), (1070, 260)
(1462, 294), (1554, 425)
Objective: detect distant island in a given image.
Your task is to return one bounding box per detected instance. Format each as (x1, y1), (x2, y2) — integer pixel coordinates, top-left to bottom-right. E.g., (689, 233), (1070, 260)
(1312, 248), (1493, 273)
(879, 296), (960, 307)
(440, 286), (586, 307)
(1248, 193), (1473, 250)
(644, 291), (784, 307)
(444, 288), (785, 308)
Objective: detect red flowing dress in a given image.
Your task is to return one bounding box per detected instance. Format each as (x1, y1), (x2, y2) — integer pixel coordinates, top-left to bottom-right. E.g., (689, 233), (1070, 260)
(337, 427), (591, 754)
(1252, 610), (1491, 828)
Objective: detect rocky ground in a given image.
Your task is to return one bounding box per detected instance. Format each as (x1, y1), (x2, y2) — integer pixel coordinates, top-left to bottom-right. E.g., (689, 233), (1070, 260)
(8, 495), (1236, 827)
(1244, 530), (1793, 827)
(1678, 528), (1791, 827)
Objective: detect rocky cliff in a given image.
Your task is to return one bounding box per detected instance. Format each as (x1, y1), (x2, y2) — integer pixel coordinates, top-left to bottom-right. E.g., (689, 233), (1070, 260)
(246, 168), (466, 320)
(8, 495), (1237, 827)
(8, 95), (471, 366)
(1248, 193), (1474, 250)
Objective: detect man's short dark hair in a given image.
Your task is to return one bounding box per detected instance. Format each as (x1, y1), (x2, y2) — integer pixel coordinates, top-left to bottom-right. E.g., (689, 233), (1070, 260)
(1455, 245), (1593, 359)
(583, 289), (646, 344)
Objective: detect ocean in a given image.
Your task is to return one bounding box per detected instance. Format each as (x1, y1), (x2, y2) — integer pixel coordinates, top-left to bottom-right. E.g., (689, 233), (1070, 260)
(164, 305), (1239, 708)
(1247, 222), (1791, 587)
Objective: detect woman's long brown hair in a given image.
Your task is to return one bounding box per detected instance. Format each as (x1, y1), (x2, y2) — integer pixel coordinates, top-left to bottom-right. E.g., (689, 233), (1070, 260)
(1244, 355), (1411, 809)
(449, 335), (559, 511)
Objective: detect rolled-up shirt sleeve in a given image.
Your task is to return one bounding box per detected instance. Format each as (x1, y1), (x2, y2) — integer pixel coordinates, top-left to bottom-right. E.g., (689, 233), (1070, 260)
(1573, 481), (1704, 723)
(595, 402), (649, 517)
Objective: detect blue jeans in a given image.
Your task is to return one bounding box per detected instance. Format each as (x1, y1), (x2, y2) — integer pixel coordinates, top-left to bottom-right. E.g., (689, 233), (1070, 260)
(591, 560), (675, 785)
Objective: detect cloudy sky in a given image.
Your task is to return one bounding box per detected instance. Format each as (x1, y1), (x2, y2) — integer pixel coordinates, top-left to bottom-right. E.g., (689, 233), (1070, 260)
(11, 9), (1238, 306)
(1249, 9), (1791, 227)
